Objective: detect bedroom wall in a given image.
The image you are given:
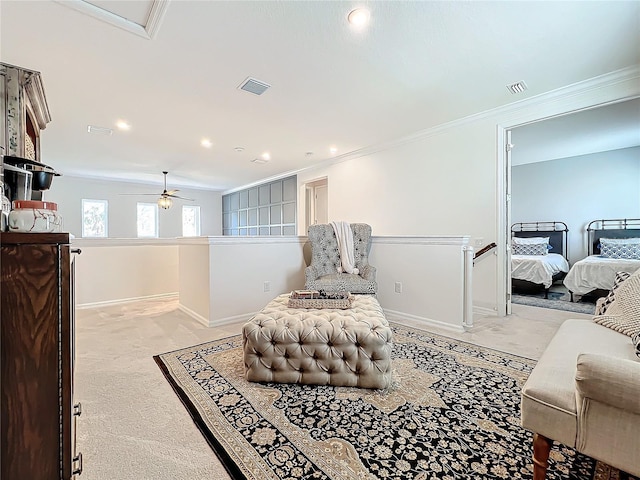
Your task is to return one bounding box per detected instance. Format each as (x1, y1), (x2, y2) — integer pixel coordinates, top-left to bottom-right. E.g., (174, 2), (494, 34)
(511, 147), (640, 264)
(295, 69), (640, 314)
(46, 175), (223, 238)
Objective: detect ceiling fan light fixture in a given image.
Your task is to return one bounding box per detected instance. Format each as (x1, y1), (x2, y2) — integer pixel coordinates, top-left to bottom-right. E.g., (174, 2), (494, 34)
(157, 196), (172, 209)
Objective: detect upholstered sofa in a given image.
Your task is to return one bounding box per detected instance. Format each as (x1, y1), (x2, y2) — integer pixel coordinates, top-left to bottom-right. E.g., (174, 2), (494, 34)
(521, 269), (640, 479)
(305, 223), (377, 294)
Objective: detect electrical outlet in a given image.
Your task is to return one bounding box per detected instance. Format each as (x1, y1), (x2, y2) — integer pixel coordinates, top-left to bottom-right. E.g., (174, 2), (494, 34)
(263, 281), (270, 292)
(394, 282), (402, 294)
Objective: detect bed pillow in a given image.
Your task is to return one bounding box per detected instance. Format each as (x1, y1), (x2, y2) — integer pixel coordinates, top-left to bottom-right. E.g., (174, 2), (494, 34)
(512, 243), (548, 255)
(594, 271), (632, 315)
(512, 236), (550, 245)
(599, 238), (640, 260)
(593, 268), (640, 337)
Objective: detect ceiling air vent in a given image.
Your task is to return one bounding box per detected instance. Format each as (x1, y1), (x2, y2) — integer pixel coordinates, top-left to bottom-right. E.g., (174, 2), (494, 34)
(87, 125), (113, 136)
(506, 81), (528, 94)
(238, 77), (271, 96)
(250, 157), (269, 165)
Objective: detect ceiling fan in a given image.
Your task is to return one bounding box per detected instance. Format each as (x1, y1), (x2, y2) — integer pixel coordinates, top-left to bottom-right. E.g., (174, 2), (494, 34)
(122, 171), (194, 209)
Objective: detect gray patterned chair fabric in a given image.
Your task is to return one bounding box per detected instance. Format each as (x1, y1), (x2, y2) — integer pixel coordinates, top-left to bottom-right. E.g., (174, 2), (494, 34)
(305, 223), (377, 294)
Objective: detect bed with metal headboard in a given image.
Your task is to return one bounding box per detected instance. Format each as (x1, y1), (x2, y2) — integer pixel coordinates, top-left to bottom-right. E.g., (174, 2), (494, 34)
(511, 221), (570, 299)
(564, 218), (640, 300)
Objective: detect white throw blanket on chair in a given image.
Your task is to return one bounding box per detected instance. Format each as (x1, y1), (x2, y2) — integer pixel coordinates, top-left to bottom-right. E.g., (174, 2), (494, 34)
(330, 221), (359, 275)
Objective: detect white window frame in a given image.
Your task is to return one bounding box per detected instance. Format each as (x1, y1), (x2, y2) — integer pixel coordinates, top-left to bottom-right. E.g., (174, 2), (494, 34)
(182, 205), (201, 237)
(136, 202), (159, 238)
(81, 199), (108, 238)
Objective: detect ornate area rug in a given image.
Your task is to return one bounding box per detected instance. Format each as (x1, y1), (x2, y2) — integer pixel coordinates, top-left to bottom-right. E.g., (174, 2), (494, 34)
(154, 324), (635, 480)
(511, 293), (595, 315)
(511, 287), (595, 315)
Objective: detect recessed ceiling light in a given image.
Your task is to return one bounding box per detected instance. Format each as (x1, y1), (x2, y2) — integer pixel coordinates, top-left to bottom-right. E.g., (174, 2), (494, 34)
(116, 120), (131, 130)
(201, 138), (213, 148)
(347, 8), (370, 27)
(329, 147), (338, 155)
(261, 152), (271, 161)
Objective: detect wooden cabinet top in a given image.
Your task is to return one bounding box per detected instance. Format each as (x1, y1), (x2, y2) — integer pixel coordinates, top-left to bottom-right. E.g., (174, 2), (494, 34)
(0, 232), (70, 245)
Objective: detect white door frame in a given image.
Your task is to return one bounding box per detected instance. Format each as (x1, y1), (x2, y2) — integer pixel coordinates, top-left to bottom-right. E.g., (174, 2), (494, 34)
(302, 177), (328, 233)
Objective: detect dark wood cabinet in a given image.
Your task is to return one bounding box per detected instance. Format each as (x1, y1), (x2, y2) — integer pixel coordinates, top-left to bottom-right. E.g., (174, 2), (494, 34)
(1, 232), (81, 479)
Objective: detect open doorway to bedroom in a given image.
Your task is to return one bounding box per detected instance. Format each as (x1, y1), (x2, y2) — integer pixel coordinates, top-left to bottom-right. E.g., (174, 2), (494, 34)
(304, 178), (328, 233)
(504, 97), (640, 315)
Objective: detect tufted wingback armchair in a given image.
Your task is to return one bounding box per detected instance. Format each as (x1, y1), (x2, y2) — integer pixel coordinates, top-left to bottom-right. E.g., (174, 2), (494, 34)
(305, 223), (377, 294)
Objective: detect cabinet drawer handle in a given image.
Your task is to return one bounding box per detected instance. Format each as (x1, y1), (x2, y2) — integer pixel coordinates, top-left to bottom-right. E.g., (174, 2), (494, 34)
(72, 452), (83, 475)
(71, 248), (82, 255)
(73, 402), (82, 416)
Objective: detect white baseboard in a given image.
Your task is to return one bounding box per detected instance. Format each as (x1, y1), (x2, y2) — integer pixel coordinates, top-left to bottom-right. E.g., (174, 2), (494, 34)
(384, 309), (465, 333)
(473, 306), (497, 317)
(209, 313), (256, 328)
(76, 292), (178, 310)
(177, 303), (209, 327)
(178, 303), (255, 328)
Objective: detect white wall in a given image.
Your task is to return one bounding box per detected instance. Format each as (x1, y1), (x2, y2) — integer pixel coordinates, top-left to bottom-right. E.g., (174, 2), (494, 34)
(178, 237), (307, 326)
(46, 175), (222, 238)
(75, 235), (473, 330)
(72, 239), (178, 307)
(296, 69), (640, 314)
(512, 147), (640, 264)
(370, 236), (472, 331)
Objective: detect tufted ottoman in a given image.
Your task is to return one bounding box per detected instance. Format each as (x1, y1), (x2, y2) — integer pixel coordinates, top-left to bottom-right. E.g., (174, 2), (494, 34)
(242, 294), (393, 389)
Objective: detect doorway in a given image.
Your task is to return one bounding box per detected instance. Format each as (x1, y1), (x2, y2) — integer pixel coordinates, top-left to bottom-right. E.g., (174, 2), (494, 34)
(499, 96), (640, 316)
(304, 178), (328, 231)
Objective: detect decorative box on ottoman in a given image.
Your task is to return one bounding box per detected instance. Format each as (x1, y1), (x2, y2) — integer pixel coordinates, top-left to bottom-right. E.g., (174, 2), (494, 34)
(242, 294), (393, 389)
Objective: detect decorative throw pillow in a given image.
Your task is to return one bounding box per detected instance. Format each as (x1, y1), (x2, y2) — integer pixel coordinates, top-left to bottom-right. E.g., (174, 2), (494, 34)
(599, 238), (640, 260)
(632, 331), (640, 359)
(593, 268), (640, 337)
(512, 243), (548, 255)
(594, 271), (632, 315)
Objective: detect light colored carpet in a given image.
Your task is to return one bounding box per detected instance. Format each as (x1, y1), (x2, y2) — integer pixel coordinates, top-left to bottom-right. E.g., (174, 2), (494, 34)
(75, 298), (591, 480)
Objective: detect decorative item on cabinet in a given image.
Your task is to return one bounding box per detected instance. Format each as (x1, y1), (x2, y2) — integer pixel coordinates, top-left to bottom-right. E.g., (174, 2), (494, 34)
(0, 232), (83, 479)
(0, 62), (51, 162)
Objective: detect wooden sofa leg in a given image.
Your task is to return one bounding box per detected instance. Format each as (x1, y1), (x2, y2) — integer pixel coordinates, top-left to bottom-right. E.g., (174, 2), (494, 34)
(533, 433), (552, 480)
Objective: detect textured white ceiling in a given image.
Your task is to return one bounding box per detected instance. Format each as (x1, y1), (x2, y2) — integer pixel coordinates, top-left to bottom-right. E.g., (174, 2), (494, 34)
(511, 98), (640, 166)
(1, 0), (639, 191)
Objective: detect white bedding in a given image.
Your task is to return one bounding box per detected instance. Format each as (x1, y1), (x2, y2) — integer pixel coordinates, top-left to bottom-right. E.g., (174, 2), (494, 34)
(563, 255), (640, 295)
(511, 253), (570, 288)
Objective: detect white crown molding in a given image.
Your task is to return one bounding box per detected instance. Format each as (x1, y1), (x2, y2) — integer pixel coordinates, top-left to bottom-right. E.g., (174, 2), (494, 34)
(55, 0), (170, 40)
(145, 0), (170, 38)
